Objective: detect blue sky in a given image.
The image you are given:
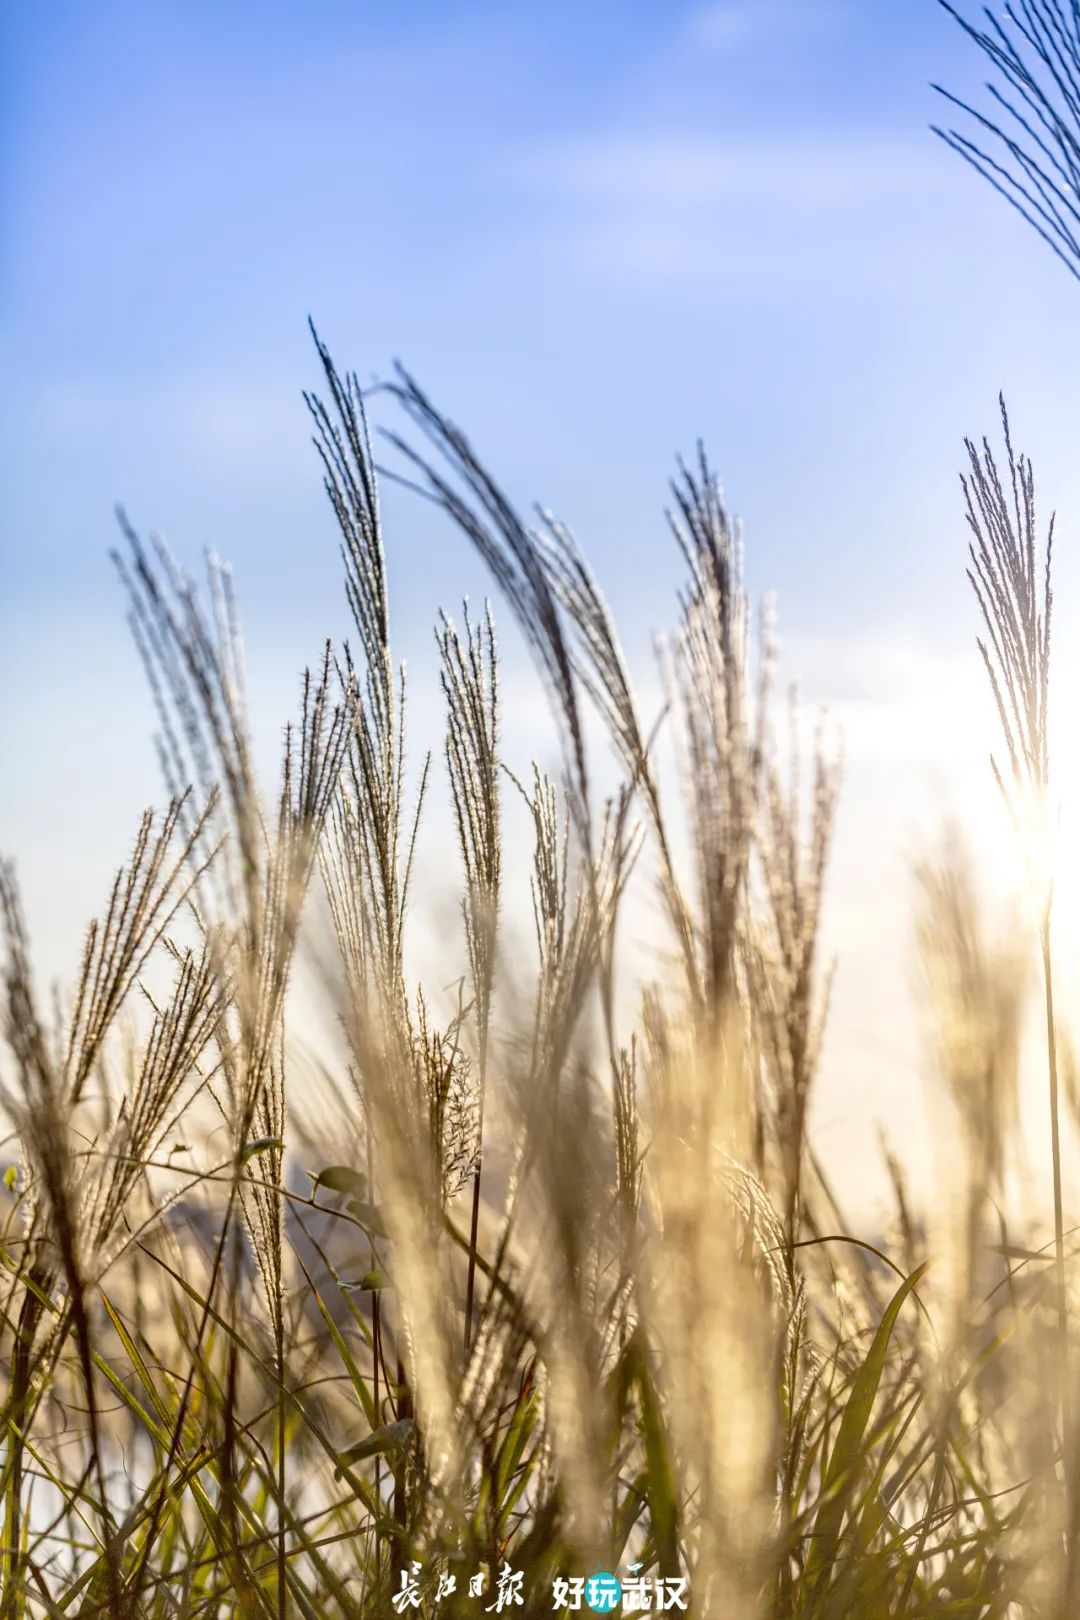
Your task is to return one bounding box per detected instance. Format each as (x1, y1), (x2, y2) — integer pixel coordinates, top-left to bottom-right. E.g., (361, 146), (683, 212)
(7, 0), (1080, 638)
(6, 0), (1080, 1199)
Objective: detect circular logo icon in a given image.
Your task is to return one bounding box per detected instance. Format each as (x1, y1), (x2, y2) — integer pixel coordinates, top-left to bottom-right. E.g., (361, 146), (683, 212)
(585, 1572), (623, 1612)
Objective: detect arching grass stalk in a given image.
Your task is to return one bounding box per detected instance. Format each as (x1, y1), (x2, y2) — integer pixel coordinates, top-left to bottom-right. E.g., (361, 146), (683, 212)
(935, 0), (1080, 284)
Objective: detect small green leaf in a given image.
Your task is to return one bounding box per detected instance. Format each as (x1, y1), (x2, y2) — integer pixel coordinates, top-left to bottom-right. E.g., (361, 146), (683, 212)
(341, 1269), (390, 1292)
(335, 1418), (415, 1476)
(241, 1137), (284, 1164)
(3, 1165), (16, 1193)
(313, 1165), (368, 1199)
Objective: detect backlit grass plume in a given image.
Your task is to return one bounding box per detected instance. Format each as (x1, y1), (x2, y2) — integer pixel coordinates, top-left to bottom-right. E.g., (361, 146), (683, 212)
(961, 402), (1069, 1513)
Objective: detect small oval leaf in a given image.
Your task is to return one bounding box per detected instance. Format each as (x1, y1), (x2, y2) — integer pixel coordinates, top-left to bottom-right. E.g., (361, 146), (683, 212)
(334, 1417), (415, 1476)
(341, 1269), (390, 1292)
(313, 1165), (368, 1199)
(241, 1137), (284, 1164)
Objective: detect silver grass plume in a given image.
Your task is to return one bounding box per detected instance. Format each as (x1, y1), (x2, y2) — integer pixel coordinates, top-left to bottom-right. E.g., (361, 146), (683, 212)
(437, 602), (501, 1353)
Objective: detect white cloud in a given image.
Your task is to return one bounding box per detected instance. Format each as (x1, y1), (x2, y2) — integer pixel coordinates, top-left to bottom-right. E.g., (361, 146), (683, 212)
(27, 374), (312, 481)
(522, 131), (933, 210)
(512, 129), (954, 293)
(686, 0), (846, 52)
